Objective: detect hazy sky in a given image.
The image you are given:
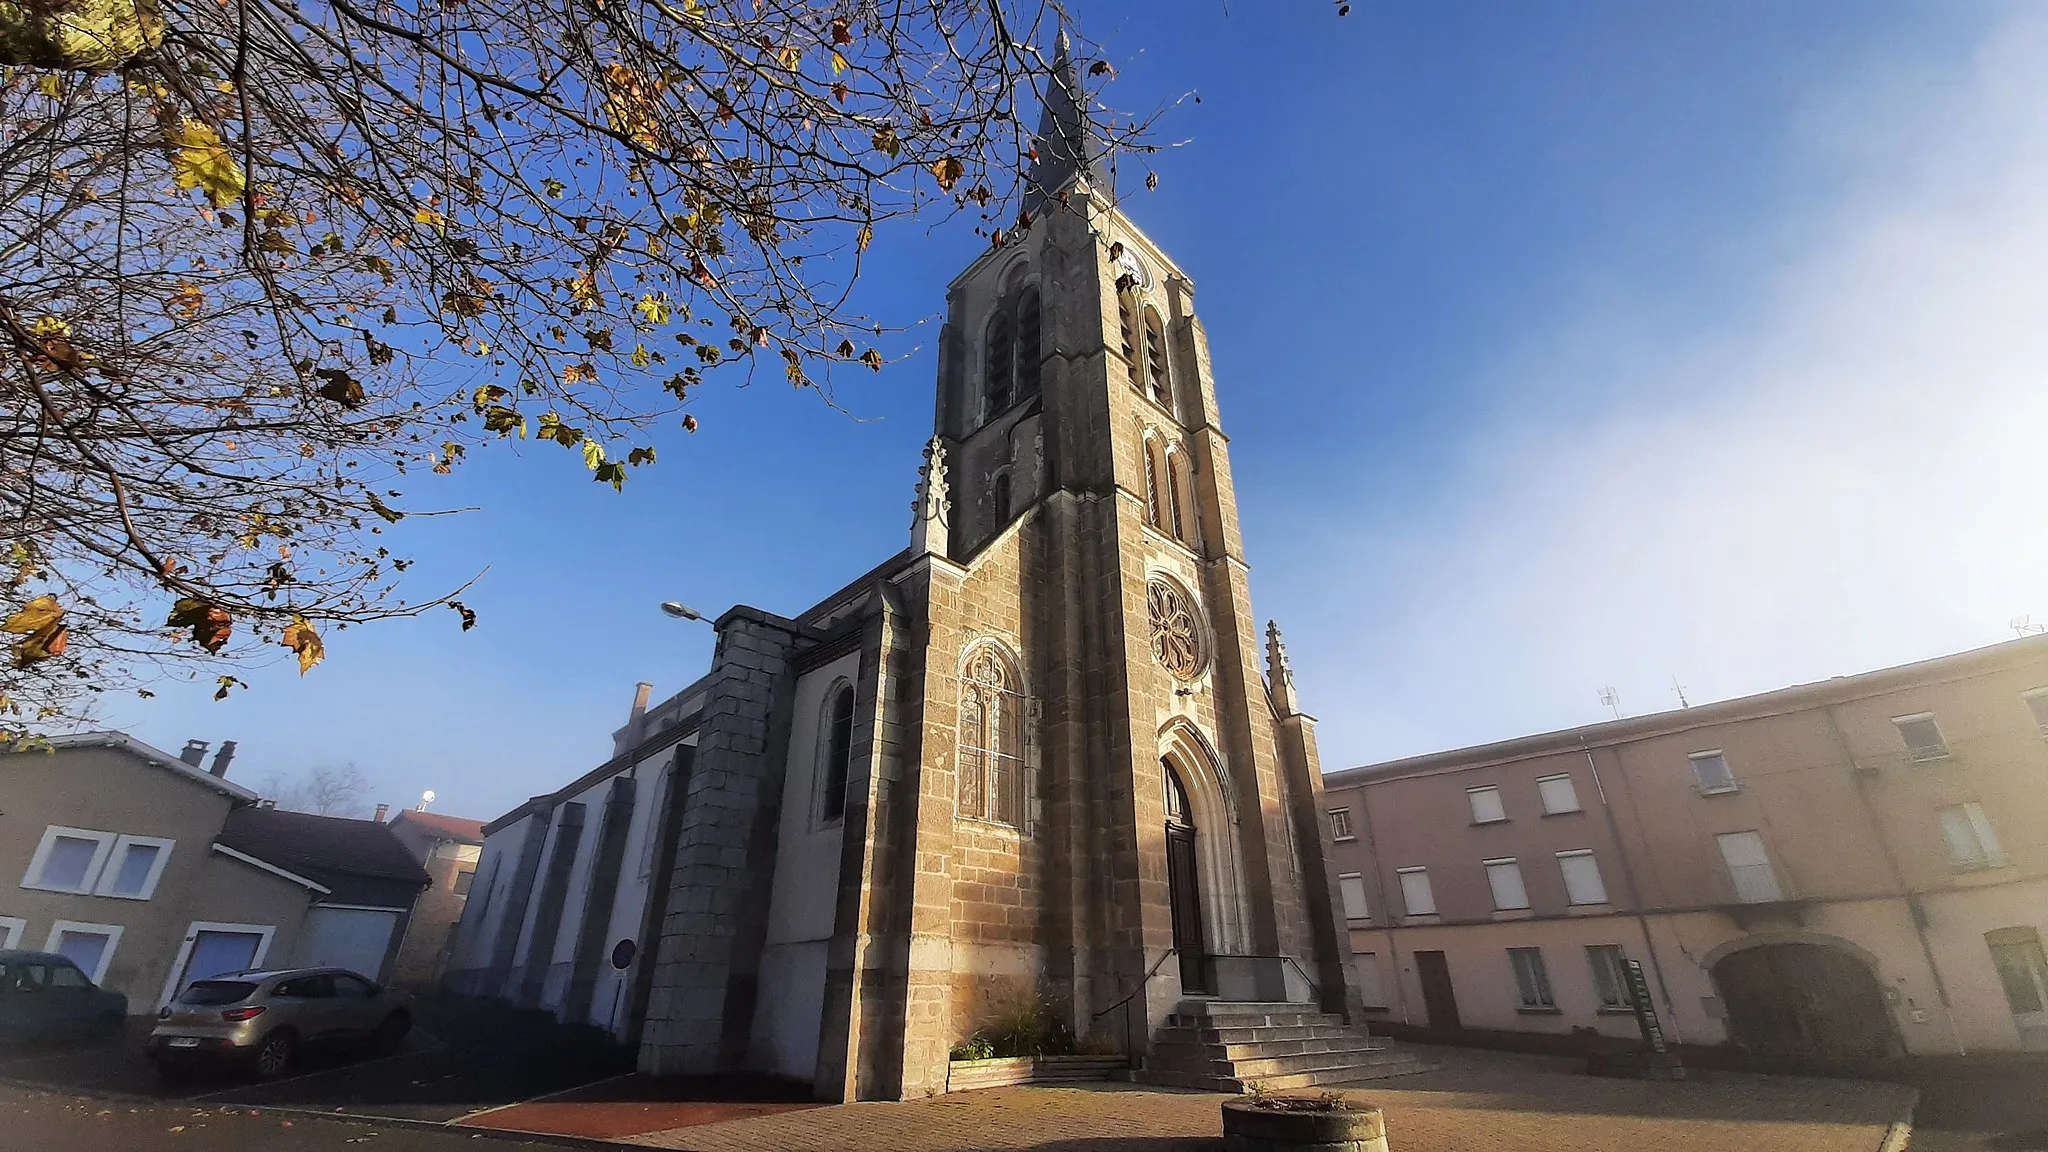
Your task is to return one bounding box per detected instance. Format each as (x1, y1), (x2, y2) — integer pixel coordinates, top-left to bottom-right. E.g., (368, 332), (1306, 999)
(106, 2), (2048, 822)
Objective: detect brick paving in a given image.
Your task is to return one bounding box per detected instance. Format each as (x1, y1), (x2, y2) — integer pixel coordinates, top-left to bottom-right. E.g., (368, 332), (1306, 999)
(620, 1048), (1916, 1152)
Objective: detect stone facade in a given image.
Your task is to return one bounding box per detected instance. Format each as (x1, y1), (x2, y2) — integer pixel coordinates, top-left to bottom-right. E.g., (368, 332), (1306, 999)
(455, 35), (1357, 1101)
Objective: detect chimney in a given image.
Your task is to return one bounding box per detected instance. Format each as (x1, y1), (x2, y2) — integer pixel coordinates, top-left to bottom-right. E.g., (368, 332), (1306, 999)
(179, 739), (210, 768)
(209, 740), (237, 778)
(373, 803), (389, 823)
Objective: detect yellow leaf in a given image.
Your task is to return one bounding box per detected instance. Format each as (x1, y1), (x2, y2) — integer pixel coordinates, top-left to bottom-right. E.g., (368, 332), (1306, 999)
(280, 616), (324, 675)
(37, 75), (61, 98)
(167, 120), (246, 208)
(635, 293), (671, 326)
(856, 224), (872, 253)
(581, 440), (605, 471)
(2, 595), (62, 635)
(167, 282), (204, 318)
(931, 156), (964, 191)
(414, 205), (446, 230)
(831, 51), (848, 75)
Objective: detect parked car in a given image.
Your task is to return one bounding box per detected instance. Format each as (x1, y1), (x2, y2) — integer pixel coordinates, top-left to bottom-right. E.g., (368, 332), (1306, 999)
(146, 967), (412, 1080)
(0, 950), (128, 1044)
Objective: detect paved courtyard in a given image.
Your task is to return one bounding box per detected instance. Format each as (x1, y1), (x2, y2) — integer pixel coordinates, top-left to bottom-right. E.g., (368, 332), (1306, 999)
(597, 1048), (1914, 1152)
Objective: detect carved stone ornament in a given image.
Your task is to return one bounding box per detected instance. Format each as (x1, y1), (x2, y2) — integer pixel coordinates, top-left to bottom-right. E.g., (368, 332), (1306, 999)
(1146, 577), (1204, 681)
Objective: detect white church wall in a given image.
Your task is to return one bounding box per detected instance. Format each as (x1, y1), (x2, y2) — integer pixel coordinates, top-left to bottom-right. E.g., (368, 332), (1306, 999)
(747, 651), (857, 1080)
(538, 797), (603, 1013)
(586, 734), (697, 1037)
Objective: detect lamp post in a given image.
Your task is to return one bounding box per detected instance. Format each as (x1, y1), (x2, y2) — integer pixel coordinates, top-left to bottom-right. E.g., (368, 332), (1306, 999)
(658, 601), (705, 623)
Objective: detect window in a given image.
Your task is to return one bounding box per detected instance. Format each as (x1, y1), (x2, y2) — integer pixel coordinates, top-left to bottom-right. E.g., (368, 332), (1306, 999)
(1466, 785), (1507, 824)
(1014, 287), (1042, 403)
(94, 835), (174, 900)
(1587, 945), (1630, 1010)
(21, 826), (117, 895)
(1689, 751), (1737, 794)
(1937, 803), (2006, 870)
(1353, 951), (1388, 1008)
(1507, 947), (1556, 1010)
(1987, 928), (2048, 1018)
(1536, 774), (1581, 814)
(1557, 850), (1608, 906)
(1164, 449), (1188, 542)
(275, 974), (334, 999)
(0, 916), (22, 950)
(1143, 306), (1170, 406)
(333, 973), (378, 998)
(1893, 713), (1950, 762)
(48, 964), (91, 989)
(1327, 808), (1355, 841)
(1337, 873), (1370, 920)
(2024, 689), (2048, 737)
(2, 962), (49, 994)
(452, 869), (475, 896)
(1483, 858), (1530, 910)
(956, 646), (1023, 826)
(1716, 831), (1784, 903)
(43, 921), (121, 984)
(1143, 437), (1166, 529)
(1118, 290), (1143, 392)
(1396, 867), (1436, 916)
(822, 682), (856, 822)
(982, 312), (1013, 416)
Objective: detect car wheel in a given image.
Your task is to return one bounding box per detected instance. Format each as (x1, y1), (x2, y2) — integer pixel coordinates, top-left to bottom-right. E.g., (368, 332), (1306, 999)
(372, 1011), (410, 1054)
(253, 1030), (296, 1080)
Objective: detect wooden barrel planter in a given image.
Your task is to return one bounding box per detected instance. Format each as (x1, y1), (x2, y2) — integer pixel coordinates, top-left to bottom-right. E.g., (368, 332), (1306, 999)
(1222, 1098), (1389, 1152)
(0, 0), (163, 70)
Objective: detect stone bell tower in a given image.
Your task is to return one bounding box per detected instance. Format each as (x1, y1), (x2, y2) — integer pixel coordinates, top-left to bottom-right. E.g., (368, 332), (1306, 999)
(816, 31), (1366, 1100)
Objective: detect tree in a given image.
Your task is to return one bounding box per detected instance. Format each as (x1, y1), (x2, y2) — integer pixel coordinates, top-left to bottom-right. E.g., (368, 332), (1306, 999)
(257, 761), (371, 817)
(0, 1), (1159, 732)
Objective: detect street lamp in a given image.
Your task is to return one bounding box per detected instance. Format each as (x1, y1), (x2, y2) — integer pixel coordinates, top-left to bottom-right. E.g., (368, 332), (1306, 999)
(659, 601), (705, 622)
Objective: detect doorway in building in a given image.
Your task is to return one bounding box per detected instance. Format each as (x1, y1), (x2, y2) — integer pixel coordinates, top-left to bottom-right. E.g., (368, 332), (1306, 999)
(1414, 950), (1460, 1030)
(1163, 763), (1210, 995)
(1987, 928), (2048, 1051)
(1712, 942), (1899, 1061)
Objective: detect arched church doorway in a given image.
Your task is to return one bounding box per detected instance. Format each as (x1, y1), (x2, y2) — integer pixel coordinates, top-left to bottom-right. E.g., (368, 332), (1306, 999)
(1712, 942), (1899, 1062)
(1163, 761), (1210, 994)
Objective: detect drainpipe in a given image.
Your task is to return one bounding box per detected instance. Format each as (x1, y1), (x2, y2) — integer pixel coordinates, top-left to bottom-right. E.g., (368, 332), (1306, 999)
(1581, 740), (1684, 1043)
(1821, 705), (1967, 1056)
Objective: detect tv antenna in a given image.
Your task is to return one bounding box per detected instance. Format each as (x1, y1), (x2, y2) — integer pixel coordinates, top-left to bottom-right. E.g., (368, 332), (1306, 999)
(1672, 676), (1691, 709)
(1598, 686), (1622, 720)
(2011, 615), (2044, 637)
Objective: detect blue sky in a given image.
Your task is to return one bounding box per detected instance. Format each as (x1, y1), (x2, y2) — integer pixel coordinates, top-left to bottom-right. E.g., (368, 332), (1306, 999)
(108, 2), (2048, 821)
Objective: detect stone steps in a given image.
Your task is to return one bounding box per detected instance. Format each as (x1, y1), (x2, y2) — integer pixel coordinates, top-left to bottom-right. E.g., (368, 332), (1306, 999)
(1136, 1001), (1432, 1094)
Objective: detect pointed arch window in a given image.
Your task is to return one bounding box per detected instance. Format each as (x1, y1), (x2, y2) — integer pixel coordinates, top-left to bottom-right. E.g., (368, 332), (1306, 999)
(957, 646), (1022, 827)
(1143, 436), (1167, 529)
(983, 312), (1013, 418)
(1143, 306), (1171, 407)
(1164, 447), (1188, 542)
(1119, 291), (1143, 393)
(1015, 288), (1042, 403)
(1163, 760), (1192, 828)
(821, 683), (855, 822)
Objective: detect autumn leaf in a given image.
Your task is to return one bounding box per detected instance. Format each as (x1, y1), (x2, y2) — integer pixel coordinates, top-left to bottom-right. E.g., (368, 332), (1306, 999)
(581, 439), (605, 471)
(313, 368), (365, 408)
(830, 51), (848, 75)
(871, 125), (899, 157)
(447, 601), (476, 630)
(931, 156), (964, 191)
(213, 675), (242, 701)
(855, 224), (872, 253)
(166, 282), (204, 319)
(1089, 59), (1115, 77)
(635, 293), (671, 326)
(2, 595), (63, 636)
(682, 413), (699, 433)
(831, 17), (853, 44)
(168, 598), (233, 653)
(540, 177), (565, 198)
(860, 348), (883, 371)
(280, 616), (324, 675)
(167, 120), (246, 208)
(365, 493), (404, 523)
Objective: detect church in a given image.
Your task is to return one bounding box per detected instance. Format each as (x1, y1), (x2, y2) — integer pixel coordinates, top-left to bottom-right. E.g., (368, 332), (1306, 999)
(445, 35), (1399, 1100)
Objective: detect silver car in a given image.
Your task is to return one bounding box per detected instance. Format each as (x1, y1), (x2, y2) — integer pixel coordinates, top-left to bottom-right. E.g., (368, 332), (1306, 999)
(147, 967), (412, 1080)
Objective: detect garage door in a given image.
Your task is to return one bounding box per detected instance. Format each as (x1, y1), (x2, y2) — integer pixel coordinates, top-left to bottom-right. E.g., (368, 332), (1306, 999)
(297, 906), (401, 981)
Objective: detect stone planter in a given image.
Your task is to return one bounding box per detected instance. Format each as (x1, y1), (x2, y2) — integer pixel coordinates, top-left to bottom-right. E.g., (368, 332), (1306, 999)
(946, 1054), (1127, 1092)
(1222, 1098), (1388, 1152)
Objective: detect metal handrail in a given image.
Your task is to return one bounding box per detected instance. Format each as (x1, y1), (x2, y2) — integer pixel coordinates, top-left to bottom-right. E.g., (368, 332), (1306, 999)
(1200, 953), (1323, 1004)
(1092, 946), (1179, 1022)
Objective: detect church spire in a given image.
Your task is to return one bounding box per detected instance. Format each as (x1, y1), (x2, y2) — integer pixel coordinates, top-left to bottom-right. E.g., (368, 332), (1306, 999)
(1022, 28), (1112, 211)
(1266, 620), (1301, 717)
(910, 434), (951, 556)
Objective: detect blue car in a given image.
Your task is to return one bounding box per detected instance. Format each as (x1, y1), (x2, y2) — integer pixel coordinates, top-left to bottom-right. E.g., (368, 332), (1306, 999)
(0, 949), (129, 1044)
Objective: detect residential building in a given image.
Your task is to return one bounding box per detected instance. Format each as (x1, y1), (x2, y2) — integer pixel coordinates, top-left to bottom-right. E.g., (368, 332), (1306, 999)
(3, 733), (430, 1012)
(385, 809), (485, 988)
(446, 33), (1362, 1102)
(1323, 635), (2048, 1060)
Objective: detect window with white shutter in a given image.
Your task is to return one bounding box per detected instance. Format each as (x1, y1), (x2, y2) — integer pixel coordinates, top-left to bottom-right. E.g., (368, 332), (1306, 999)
(1938, 803), (2005, 870)
(1483, 857), (1529, 910)
(1466, 786), (1507, 824)
(1557, 850), (1608, 905)
(1354, 951), (1388, 1008)
(1397, 867), (1436, 916)
(1892, 713), (1950, 762)
(1536, 774), (1580, 814)
(1507, 947), (1556, 1010)
(1716, 831), (1784, 902)
(1338, 873), (1370, 920)
(1689, 751), (1737, 794)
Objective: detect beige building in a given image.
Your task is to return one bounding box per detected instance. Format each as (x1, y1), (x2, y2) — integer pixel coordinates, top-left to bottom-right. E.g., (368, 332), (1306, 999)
(3, 733), (430, 1011)
(1323, 636), (2048, 1062)
(386, 809), (484, 988)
